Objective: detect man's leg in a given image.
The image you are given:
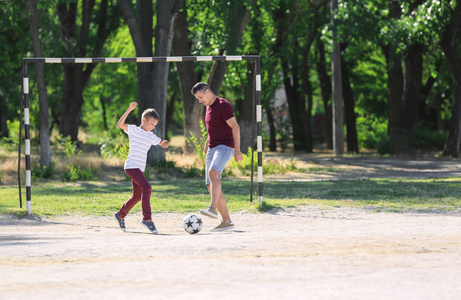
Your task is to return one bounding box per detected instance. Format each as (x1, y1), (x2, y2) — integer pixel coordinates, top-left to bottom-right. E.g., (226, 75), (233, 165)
(207, 176), (231, 224)
(208, 169), (221, 209)
(201, 145), (234, 221)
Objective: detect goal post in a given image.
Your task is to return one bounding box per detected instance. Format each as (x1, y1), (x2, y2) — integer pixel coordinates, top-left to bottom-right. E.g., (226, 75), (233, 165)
(20, 55), (264, 215)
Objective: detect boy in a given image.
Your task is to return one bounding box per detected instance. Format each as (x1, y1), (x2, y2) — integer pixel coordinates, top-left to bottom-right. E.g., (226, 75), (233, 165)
(114, 102), (169, 234)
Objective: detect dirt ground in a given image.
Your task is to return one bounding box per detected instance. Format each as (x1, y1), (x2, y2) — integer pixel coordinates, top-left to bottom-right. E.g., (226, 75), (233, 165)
(1, 155), (461, 300)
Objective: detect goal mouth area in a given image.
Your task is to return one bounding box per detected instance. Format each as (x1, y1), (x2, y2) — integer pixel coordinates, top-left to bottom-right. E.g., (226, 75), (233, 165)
(19, 55), (264, 214)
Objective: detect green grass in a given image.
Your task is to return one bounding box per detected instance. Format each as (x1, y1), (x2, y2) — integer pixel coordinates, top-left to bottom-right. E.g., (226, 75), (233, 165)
(1, 177), (461, 217)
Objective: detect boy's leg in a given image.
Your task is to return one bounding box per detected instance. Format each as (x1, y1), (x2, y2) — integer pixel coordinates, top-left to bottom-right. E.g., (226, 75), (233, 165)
(118, 170), (142, 218)
(121, 169), (152, 221)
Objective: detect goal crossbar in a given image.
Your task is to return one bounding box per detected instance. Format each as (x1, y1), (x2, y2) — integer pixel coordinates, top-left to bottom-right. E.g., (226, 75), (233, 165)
(20, 55), (264, 215)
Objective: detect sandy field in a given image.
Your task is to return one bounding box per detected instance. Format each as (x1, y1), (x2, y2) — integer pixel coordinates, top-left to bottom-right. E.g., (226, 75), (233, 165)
(2, 155), (461, 299)
(1, 206), (461, 300)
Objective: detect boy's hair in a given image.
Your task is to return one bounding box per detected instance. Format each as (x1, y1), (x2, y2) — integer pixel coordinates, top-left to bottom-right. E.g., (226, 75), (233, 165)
(142, 108), (160, 121)
(191, 82), (213, 95)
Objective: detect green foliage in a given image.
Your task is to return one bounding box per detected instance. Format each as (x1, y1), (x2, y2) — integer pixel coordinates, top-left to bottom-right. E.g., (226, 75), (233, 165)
(180, 166), (204, 178)
(32, 163), (56, 180)
(82, 27), (137, 135)
(356, 116), (389, 154)
(186, 120), (208, 166)
(1, 0), (457, 158)
(100, 129), (129, 160)
(151, 159), (205, 179)
(227, 147), (298, 176)
(0, 136), (18, 152)
(409, 122), (448, 150)
(61, 164), (98, 182)
(56, 135), (82, 158)
(154, 160), (176, 173)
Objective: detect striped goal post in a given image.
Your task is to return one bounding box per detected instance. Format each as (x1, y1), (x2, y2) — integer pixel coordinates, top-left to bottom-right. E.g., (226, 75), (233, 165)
(20, 55), (264, 215)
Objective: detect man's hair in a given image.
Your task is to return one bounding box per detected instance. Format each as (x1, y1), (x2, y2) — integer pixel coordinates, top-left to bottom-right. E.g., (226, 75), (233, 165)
(191, 82), (213, 95)
(142, 108), (160, 121)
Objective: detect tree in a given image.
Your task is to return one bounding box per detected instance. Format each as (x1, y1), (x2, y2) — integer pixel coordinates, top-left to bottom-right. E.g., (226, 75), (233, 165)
(340, 42), (359, 153)
(58, 0), (120, 142)
(271, 0), (319, 152)
(441, 1), (461, 157)
(118, 0), (182, 163)
(0, 1), (30, 139)
(331, 0), (344, 155)
(175, 0), (251, 153)
(27, 0), (51, 168)
(172, 5), (204, 153)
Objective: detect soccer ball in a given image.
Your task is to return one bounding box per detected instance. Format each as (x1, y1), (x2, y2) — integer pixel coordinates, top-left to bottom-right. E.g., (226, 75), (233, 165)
(183, 214), (203, 234)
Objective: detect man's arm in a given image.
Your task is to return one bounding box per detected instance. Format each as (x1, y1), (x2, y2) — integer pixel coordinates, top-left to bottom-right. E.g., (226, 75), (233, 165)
(117, 102), (138, 131)
(226, 117), (243, 162)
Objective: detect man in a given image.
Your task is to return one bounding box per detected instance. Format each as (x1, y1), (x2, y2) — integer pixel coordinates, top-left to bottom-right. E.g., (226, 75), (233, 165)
(191, 82), (243, 231)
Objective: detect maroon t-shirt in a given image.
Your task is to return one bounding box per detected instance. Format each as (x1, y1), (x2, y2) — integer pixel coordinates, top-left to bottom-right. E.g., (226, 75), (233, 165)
(205, 97), (235, 149)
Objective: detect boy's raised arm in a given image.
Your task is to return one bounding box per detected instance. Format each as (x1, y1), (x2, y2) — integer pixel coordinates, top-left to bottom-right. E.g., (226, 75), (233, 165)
(117, 102), (138, 131)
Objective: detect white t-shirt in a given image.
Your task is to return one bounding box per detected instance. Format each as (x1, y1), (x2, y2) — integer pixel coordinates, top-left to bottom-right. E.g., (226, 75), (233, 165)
(124, 124), (162, 172)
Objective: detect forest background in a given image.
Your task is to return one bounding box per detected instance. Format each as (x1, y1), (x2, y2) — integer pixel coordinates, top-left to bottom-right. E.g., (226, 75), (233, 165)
(1, 0), (461, 177)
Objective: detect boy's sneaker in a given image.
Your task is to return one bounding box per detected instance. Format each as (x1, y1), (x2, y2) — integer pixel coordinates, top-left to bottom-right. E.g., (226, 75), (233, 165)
(210, 221), (235, 232)
(114, 212), (126, 232)
(141, 220), (158, 234)
(200, 206), (218, 219)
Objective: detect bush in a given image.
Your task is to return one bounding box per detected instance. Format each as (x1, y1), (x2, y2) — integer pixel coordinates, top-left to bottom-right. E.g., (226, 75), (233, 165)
(100, 128), (129, 159)
(0, 136), (18, 152)
(61, 164), (98, 182)
(409, 122), (447, 150)
(226, 147), (298, 176)
(356, 116), (389, 153)
(32, 163), (56, 179)
(56, 135), (82, 158)
(185, 120), (207, 166)
(180, 166), (204, 178)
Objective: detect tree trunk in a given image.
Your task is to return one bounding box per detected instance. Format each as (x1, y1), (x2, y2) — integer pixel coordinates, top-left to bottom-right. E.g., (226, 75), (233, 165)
(165, 90), (178, 141)
(239, 61), (256, 154)
(60, 64), (85, 141)
(118, 0), (182, 163)
(27, 0), (51, 168)
(172, 7), (204, 153)
(331, 0), (344, 155)
(340, 43), (359, 153)
(206, 0), (251, 95)
(282, 56), (307, 151)
(58, 0), (118, 142)
(301, 31), (316, 153)
(303, 76), (314, 153)
(389, 44), (423, 154)
(315, 35), (333, 149)
(441, 1), (461, 157)
(384, 0), (404, 132)
(266, 107), (277, 151)
(0, 105), (7, 138)
(147, 0), (183, 163)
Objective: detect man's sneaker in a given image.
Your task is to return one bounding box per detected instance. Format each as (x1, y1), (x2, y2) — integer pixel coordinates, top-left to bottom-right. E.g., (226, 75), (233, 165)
(200, 206), (218, 219)
(114, 212), (126, 232)
(141, 220), (158, 234)
(210, 221), (235, 232)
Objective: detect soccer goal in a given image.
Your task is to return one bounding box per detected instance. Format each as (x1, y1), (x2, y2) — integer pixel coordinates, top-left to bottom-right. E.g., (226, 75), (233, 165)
(20, 55), (264, 215)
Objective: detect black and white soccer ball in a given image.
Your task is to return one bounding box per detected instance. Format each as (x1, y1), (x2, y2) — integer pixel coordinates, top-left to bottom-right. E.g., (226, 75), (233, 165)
(183, 214), (203, 234)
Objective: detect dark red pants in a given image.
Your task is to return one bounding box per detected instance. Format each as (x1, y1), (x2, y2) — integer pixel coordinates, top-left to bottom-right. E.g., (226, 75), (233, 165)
(118, 168), (152, 221)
